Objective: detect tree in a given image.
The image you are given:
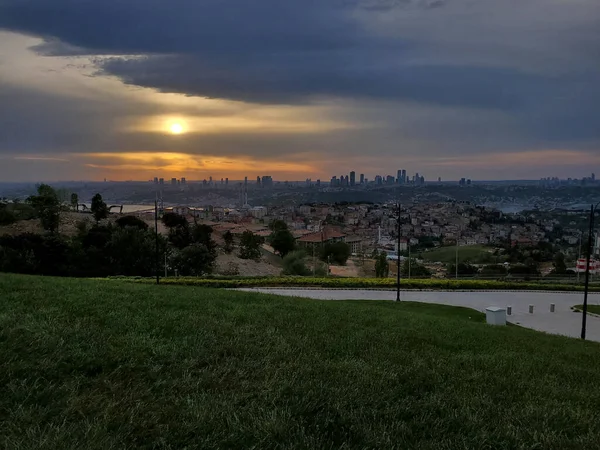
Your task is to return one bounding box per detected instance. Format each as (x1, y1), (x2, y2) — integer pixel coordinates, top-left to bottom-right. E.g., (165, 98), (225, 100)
(171, 243), (215, 276)
(320, 242), (351, 265)
(26, 184), (61, 233)
(162, 212), (188, 229)
(239, 231), (264, 260)
(109, 227), (162, 277)
(223, 231), (234, 254)
(0, 203), (16, 226)
(168, 225), (192, 250)
(115, 215), (149, 230)
(269, 228), (296, 257)
(269, 219), (288, 232)
(282, 251), (311, 276)
(375, 252), (389, 278)
(91, 193), (109, 223)
(551, 252), (568, 274)
(70, 193), (79, 211)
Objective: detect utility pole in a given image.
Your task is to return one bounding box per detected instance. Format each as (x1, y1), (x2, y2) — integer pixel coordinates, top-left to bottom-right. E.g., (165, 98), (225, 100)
(455, 240), (459, 279)
(396, 203), (401, 302)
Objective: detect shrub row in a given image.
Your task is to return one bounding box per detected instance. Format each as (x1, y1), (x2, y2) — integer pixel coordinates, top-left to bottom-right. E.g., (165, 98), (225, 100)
(116, 276), (600, 292)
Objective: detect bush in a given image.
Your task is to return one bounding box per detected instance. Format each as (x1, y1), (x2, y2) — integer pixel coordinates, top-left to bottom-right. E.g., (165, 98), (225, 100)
(115, 215), (149, 230)
(320, 242), (351, 265)
(282, 251), (311, 276)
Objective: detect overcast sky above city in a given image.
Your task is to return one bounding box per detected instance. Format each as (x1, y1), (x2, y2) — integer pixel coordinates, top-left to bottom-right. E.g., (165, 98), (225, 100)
(1, 0), (599, 182)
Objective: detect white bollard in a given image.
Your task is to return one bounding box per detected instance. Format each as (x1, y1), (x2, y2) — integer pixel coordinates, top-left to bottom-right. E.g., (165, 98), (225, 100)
(529, 304), (534, 314)
(507, 306), (512, 316)
(550, 303), (555, 313)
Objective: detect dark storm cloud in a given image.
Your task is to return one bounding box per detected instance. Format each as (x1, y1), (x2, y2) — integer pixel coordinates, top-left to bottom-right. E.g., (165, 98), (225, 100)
(1, 0), (599, 174)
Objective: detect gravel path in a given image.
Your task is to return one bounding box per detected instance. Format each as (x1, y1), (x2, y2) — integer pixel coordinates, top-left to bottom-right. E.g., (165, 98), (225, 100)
(237, 288), (600, 342)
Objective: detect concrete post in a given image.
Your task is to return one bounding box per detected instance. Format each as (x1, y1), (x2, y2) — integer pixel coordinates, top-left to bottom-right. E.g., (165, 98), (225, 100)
(550, 303), (555, 313)
(507, 306), (512, 316)
(529, 304), (534, 314)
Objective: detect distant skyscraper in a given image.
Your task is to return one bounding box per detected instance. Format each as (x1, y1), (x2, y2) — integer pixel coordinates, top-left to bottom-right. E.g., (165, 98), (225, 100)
(225, 178), (229, 185)
(261, 176), (273, 187)
(593, 173), (596, 181)
(330, 176), (337, 186)
(350, 171), (356, 186)
(360, 173), (365, 184)
(316, 179), (321, 187)
(244, 176), (248, 186)
(153, 177), (158, 184)
(159, 178), (164, 185)
(401, 169), (407, 183)
(209, 176), (213, 185)
(257, 176), (261, 185)
(386, 175), (395, 184)
(375, 175), (383, 185)
(438, 177), (441, 182)
(181, 177), (186, 185)
(171, 178), (177, 186)
(397, 169), (402, 184)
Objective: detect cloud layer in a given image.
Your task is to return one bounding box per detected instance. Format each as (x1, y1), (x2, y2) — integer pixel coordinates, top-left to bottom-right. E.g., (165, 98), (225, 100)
(0, 0), (599, 181)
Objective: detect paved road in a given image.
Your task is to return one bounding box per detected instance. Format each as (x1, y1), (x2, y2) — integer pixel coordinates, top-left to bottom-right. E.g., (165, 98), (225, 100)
(238, 289), (600, 342)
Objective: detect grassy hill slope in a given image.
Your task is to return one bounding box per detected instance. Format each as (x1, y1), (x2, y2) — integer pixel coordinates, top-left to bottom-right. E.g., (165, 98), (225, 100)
(1, 274), (600, 449)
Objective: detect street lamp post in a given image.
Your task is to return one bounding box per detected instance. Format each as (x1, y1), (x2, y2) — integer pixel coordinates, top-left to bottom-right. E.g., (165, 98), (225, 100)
(155, 199), (160, 285)
(581, 202), (600, 340)
(396, 203), (401, 302)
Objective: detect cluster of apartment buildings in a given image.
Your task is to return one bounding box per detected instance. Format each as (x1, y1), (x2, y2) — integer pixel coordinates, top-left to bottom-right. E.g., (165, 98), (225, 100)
(158, 201), (597, 262)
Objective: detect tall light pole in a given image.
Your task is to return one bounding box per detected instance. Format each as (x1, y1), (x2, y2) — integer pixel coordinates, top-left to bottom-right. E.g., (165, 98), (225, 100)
(396, 203), (401, 302)
(581, 202), (599, 340)
(155, 199), (160, 285)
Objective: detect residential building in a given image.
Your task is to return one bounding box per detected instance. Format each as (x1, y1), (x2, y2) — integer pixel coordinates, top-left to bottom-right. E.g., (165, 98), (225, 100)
(350, 171), (356, 186)
(297, 226), (346, 248)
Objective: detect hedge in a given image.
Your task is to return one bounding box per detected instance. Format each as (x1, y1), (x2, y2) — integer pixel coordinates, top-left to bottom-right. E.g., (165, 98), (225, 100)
(113, 276), (600, 292)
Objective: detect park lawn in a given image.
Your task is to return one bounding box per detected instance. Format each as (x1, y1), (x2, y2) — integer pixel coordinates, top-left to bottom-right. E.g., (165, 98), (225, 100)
(421, 244), (496, 264)
(2, 274), (600, 449)
(574, 304), (600, 315)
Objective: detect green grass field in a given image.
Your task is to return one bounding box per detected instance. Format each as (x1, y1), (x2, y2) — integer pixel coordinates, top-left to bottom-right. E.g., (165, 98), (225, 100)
(421, 244), (497, 264)
(2, 274), (600, 449)
(574, 304), (600, 315)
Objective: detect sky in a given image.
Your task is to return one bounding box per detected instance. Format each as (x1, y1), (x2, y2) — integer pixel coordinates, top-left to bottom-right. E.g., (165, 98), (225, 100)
(0, 0), (599, 182)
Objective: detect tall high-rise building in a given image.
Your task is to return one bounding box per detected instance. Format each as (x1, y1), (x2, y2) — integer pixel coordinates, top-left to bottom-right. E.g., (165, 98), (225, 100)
(350, 171), (356, 186)
(592, 173), (596, 182)
(386, 175), (395, 184)
(261, 176), (273, 187)
(344, 175), (349, 186)
(401, 169), (407, 183)
(359, 173), (365, 184)
(181, 177), (186, 185)
(330, 176), (337, 186)
(257, 176), (261, 185)
(375, 175), (383, 185)
(316, 179), (321, 188)
(209, 176), (213, 185)
(159, 178), (164, 185)
(225, 178), (229, 185)
(171, 178), (177, 186)
(244, 176), (248, 186)
(153, 177), (158, 184)
(397, 169), (402, 184)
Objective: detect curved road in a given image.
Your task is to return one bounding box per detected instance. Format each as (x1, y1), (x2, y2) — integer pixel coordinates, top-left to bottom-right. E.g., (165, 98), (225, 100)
(238, 289), (600, 342)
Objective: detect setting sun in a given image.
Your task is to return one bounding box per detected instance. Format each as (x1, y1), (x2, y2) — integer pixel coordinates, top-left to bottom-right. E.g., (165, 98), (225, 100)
(169, 123), (184, 134)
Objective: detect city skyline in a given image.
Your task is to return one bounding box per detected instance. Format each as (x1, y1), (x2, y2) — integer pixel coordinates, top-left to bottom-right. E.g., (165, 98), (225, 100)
(1, 1), (599, 182)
